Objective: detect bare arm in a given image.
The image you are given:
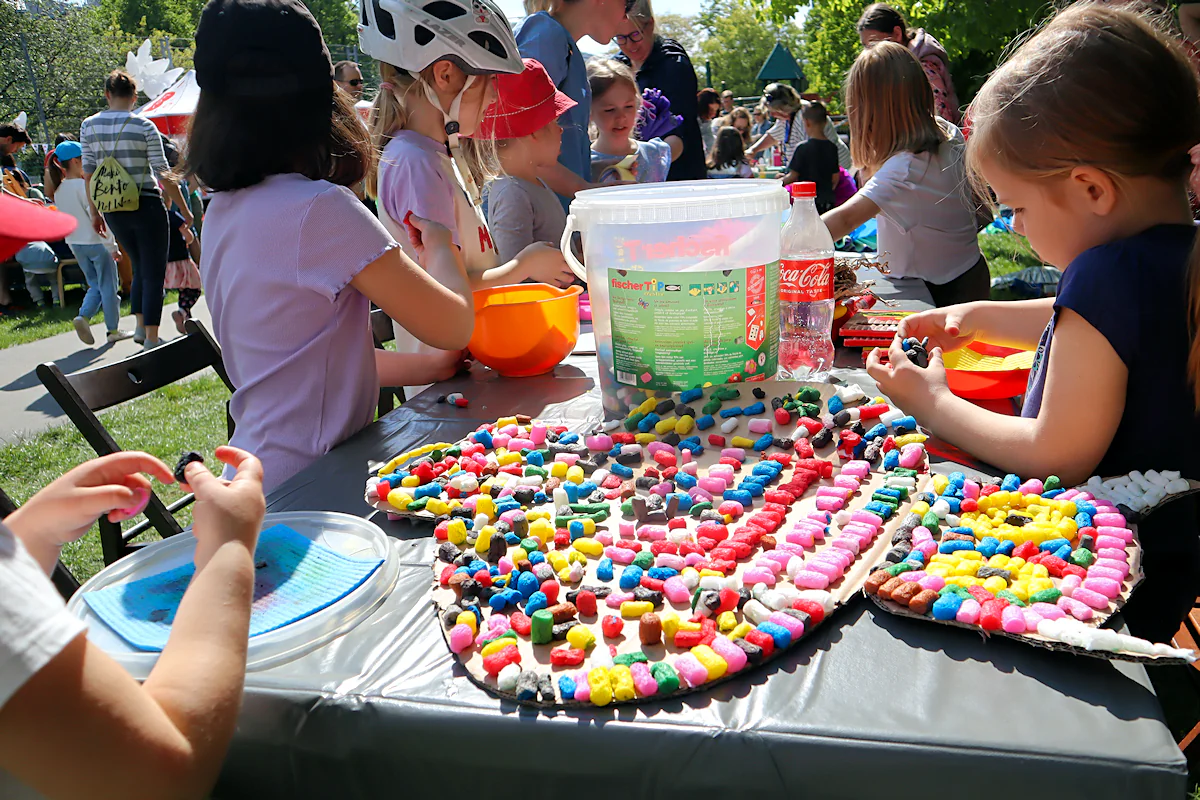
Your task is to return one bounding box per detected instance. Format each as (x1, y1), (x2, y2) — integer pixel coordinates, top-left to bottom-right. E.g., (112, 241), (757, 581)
(747, 132), (777, 158)
(822, 193), (880, 241)
(374, 349), (465, 387)
(664, 134), (684, 162)
(896, 299), (1054, 353)
(82, 172), (107, 237)
(868, 309), (1125, 484)
(160, 178), (193, 228)
(352, 226), (474, 352)
(537, 161), (592, 199)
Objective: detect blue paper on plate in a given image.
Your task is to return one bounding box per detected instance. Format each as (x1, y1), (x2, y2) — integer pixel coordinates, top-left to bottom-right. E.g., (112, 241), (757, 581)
(83, 524), (384, 652)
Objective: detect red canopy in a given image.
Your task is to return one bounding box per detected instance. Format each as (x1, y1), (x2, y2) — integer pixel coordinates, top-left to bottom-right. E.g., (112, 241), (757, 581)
(139, 70), (199, 136)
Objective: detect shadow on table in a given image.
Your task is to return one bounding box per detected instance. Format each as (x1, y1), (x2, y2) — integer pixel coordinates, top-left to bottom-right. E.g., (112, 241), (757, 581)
(864, 600), (1162, 720)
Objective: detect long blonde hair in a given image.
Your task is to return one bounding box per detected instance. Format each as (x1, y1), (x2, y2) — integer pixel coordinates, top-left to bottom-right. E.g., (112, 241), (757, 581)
(845, 41), (944, 174)
(366, 61), (499, 200)
(964, 3), (1200, 405)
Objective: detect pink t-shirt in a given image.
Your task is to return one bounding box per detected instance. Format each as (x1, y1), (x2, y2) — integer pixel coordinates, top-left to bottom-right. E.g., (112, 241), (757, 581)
(202, 173), (398, 492)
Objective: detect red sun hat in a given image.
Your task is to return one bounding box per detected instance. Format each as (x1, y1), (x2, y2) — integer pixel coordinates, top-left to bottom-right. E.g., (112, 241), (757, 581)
(0, 194), (77, 262)
(471, 58), (577, 140)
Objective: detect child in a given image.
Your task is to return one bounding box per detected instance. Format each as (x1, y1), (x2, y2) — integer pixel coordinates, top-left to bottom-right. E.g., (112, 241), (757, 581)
(867, 4), (1200, 644)
(165, 203), (202, 335)
(478, 59), (575, 264)
(588, 58), (680, 184)
(821, 42), (987, 307)
(782, 102), (840, 212)
(516, 0), (631, 209)
(51, 140), (133, 345)
(707, 126), (752, 178)
(190, 0), (475, 493)
(362, 0), (573, 396)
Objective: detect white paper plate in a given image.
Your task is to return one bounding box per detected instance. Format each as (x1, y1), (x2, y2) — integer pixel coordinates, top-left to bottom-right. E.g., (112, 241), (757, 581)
(67, 511), (400, 679)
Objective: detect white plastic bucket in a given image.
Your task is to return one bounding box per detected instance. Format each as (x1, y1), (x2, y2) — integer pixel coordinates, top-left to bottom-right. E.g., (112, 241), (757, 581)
(562, 180), (788, 415)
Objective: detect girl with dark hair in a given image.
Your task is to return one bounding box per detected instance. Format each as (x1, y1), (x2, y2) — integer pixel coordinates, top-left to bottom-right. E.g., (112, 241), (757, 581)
(697, 87), (721, 154)
(707, 126), (752, 178)
(188, 0), (475, 493)
(857, 3), (961, 126)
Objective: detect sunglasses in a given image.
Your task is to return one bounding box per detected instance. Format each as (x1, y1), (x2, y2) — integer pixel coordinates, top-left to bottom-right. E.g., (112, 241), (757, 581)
(615, 30), (643, 46)
(342, 79), (364, 87)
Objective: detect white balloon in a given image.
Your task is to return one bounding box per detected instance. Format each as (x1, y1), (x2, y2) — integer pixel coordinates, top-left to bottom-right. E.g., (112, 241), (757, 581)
(125, 39), (184, 101)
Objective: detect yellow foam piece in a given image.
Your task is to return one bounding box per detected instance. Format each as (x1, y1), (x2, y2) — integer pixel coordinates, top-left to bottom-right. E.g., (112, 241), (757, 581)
(942, 348), (1035, 372)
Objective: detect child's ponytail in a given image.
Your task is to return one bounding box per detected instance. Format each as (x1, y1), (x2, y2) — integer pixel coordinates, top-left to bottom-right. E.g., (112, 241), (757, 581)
(366, 62), (420, 199)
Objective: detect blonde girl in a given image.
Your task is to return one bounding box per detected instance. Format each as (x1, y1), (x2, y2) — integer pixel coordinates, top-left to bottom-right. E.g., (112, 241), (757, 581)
(361, 0), (573, 392)
(871, 3), (1200, 643)
(822, 42), (986, 307)
(588, 58), (679, 184)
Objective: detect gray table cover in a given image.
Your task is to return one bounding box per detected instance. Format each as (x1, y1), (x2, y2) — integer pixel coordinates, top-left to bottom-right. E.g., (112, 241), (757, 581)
(216, 270), (1187, 799)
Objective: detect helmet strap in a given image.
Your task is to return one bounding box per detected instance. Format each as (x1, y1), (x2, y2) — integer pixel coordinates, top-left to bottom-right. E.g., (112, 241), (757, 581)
(418, 72), (482, 205)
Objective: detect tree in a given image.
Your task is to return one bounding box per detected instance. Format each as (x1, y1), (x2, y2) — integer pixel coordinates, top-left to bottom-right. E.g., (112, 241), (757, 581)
(302, 0), (358, 48)
(655, 12), (706, 58)
(698, 0), (805, 97)
(98, 0), (201, 38)
(800, 0), (1054, 105)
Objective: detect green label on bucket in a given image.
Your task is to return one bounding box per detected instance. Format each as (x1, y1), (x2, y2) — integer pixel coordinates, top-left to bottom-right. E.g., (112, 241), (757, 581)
(607, 263), (778, 391)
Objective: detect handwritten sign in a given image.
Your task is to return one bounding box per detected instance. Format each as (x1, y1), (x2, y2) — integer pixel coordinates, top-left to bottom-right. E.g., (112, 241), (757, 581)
(90, 158), (139, 214)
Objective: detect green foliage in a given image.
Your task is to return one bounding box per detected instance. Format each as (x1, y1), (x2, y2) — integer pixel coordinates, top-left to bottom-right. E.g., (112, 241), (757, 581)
(655, 12), (706, 59)
(698, 0), (805, 97)
(800, 0), (1055, 105)
(98, 0), (200, 37)
(302, 0), (359, 48)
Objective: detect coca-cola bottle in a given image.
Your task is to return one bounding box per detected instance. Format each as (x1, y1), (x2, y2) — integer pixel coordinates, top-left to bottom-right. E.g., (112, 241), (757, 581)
(778, 181), (836, 379)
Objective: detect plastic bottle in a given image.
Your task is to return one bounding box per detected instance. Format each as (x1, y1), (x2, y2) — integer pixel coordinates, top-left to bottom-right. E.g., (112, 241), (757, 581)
(778, 181), (835, 379)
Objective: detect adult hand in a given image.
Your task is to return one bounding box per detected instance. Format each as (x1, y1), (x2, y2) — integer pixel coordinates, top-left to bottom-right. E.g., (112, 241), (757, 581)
(6, 451), (175, 548)
(895, 303), (981, 354)
(864, 338), (951, 420)
(517, 242), (575, 287)
(91, 213), (107, 238)
(182, 446), (265, 570)
(403, 211), (454, 263)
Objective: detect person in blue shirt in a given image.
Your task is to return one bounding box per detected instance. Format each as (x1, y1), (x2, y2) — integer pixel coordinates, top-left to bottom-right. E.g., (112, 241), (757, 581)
(867, 4), (1200, 643)
(516, 0), (630, 212)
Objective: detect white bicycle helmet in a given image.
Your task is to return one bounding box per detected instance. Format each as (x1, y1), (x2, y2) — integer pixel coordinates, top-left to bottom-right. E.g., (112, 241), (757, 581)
(359, 0), (522, 204)
(358, 0), (523, 77)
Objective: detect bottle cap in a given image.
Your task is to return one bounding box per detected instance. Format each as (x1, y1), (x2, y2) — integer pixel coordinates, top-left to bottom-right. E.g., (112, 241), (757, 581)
(789, 181), (817, 199)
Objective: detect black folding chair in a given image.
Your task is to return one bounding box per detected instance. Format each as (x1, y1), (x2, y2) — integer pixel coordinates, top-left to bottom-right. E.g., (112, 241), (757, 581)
(370, 307), (406, 417)
(36, 320), (235, 566)
(0, 484), (81, 600)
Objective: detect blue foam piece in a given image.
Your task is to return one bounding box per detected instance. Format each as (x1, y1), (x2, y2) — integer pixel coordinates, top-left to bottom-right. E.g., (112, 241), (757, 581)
(83, 524), (384, 652)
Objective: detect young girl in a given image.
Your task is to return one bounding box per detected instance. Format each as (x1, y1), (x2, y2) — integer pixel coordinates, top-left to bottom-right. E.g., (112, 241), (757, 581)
(362, 0), (573, 394)
(867, 4), (1200, 644)
(707, 126), (752, 178)
(165, 203), (202, 335)
(190, 0), (475, 493)
(51, 140), (133, 345)
(821, 42), (987, 307)
(589, 58), (680, 184)
(478, 59), (575, 264)
(516, 0), (631, 209)
(857, 3), (961, 127)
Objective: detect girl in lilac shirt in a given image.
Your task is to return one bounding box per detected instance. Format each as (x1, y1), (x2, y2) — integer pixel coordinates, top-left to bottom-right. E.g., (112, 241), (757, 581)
(186, 0), (474, 492)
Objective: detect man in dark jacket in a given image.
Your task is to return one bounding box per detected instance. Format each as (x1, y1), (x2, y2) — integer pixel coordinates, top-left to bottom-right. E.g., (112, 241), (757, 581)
(613, 1), (707, 181)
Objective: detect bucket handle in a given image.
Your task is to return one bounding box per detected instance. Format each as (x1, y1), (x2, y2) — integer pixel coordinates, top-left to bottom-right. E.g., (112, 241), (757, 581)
(560, 213), (588, 282)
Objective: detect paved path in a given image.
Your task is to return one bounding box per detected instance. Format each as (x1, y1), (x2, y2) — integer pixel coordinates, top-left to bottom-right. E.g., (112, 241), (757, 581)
(0, 297), (212, 444)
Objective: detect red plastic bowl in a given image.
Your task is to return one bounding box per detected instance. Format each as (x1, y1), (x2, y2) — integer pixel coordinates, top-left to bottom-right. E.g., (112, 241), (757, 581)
(945, 342), (1032, 401)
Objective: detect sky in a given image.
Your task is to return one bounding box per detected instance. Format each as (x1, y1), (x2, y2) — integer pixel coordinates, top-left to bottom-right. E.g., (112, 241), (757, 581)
(493, 1), (809, 54)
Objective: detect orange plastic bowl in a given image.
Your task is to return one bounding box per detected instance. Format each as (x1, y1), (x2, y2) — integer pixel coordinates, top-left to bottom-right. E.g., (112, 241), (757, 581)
(469, 284), (583, 377)
(945, 341), (1033, 401)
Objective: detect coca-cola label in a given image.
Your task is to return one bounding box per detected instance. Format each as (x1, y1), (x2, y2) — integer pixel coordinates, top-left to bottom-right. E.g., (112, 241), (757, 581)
(780, 257), (834, 303)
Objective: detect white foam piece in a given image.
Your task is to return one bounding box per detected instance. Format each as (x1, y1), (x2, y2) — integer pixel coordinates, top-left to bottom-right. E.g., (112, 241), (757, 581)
(1163, 470), (1182, 481)
(1167, 478), (1191, 494)
(1144, 470), (1170, 488)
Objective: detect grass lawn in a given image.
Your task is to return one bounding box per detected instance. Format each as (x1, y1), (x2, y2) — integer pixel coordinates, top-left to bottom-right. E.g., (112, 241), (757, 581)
(0, 284), (179, 350)
(979, 230), (1044, 278)
(0, 373), (230, 582)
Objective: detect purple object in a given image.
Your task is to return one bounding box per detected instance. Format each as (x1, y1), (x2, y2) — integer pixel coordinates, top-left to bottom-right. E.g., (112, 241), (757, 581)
(635, 87), (683, 141)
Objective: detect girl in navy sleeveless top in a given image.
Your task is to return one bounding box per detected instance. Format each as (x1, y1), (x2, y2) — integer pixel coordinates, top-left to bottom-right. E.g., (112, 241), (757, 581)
(867, 4), (1200, 643)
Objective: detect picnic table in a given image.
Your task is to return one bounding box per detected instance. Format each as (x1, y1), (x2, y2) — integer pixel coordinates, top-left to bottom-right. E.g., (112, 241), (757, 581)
(215, 270), (1187, 799)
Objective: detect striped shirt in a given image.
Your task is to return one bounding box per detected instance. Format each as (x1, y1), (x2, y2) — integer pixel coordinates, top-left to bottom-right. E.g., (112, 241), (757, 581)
(79, 109), (169, 196)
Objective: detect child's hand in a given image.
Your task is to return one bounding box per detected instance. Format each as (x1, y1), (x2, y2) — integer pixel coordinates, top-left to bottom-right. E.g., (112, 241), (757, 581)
(895, 303), (979, 354)
(517, 243), (575, 288)
(181, 446), (265, 570)
(865, 338), (951, 419)
(403, 211), (454, 260)
(180, 223), (194, 245)
(6, 452), (175, 548)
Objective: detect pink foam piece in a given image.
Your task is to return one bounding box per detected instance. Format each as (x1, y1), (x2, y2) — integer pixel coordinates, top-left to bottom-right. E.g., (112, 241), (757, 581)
(1096, 525), (1133, 542)
(605, 591), (635, 609)
(786, 530), (815, 548)
(899, 443), (924, 468)
(1057, 595), (1094, 621)
(816, 496), (845, 512)
(711, 635), (748, 672)
(1057, 489), (1080, 501)
(689, 487), (714, 503)
(792, 570), (831, 589)
(656, 553), (686, 571)
(681, 461), (699, 476)
(508, 438), (535, 451)
(756, 557), (783, 574)
(645, 441), (671, 456)
(956, 598), (981, 625)
(684, 552), (706, 567)
(1093, 534), (1127, 551)
(1073, 586), (1111, 609)
(769, 611), (805, 638)
(918, 575), (945, 592)
(604, 546), (638, 564)
(1086, 565), (1125, 583)
(1093, 513), (1128, 528)
(1031, 602), (1065, 620)
(1082, 577), (1121, 599)
(841, 461), (871, 479)
(743, 567), (777, 586)
(833, 475), (861, 491)
(573, 670), (591, 702)
(596, 531), (614, 546)
(675, 654), (710, 688)
(962, 480), (980, 500)
(721, 448), (746, 462)
(830, 537), (861, 555)
(1022, 607), (1044, 633)
(805, 560), (843, 581)
(1096, 547), (1128, 563)
(1094, 558), (1130, 578)
(663, 576), (690, 603)
(637, 525), (668, 541)
(492, 434), (512, 450)
(448, 624), (474, 653)
(529, 424), (547, 445)
(812, 548), (852, 568)
(699, 477), (727, 495)
(1002, 605), (1026, 633)
(816, 486), (852, 500)
(554, 453), (579, 465)
(618, 521), (636, 538)
(913, 540), (937, 557)
(1060, 574), (1081, 597)
(911, 525), (934, 543)
(852, 510), (884, 528)
(631, 662), (659, 695)
(775, 542), (806, 557)
(902, 570), (927, 583)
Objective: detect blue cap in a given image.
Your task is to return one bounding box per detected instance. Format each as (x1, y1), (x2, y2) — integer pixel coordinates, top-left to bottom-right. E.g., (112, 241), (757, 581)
(54, 140), (82, 162)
